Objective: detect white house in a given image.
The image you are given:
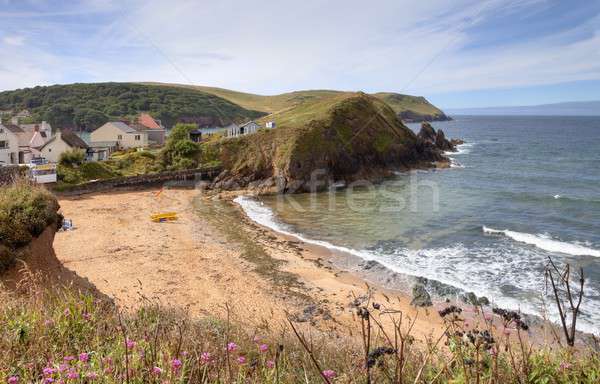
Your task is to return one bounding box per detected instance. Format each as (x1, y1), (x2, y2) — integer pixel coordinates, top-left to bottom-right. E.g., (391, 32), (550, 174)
(266, 121), (276, 129)
(90, 122), (148, 149)
(39, 131), (89, 163)
(0, 123), (21, 166)
(227, 121), (260, 137)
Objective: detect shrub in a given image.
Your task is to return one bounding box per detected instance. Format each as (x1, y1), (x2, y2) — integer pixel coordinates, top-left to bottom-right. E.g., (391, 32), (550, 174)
(0, 180), (61, 270)
(58, 149), (85, 167)
(160, 123), (201, 170)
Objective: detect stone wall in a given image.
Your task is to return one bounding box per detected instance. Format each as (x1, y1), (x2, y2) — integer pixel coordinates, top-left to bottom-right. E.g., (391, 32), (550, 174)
(0, 166), (26, 186)
(54, 166), (222, 195)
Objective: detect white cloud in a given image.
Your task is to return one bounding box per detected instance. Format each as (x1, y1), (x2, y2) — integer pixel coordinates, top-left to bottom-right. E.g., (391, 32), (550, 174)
(2, 35), (25, 46)
(0, 0), (598, 97)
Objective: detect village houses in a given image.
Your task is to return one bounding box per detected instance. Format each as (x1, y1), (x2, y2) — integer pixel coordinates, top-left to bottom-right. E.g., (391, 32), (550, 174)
(90, 121), (148, 149)
(38, 131), (90, 163)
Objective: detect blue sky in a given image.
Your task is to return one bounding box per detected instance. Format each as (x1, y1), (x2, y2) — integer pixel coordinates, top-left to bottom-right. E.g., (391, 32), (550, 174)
(1, 0), (599, 109)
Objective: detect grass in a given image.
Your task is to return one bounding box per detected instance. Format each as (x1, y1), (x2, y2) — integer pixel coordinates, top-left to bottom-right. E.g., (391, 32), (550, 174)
(1, 277), (599, 383)
(142, 82), (446, 120)
(0, 180), (61, 270)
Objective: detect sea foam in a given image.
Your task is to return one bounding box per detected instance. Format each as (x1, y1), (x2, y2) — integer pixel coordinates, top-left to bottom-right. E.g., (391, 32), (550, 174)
(483, 226), (600, 257)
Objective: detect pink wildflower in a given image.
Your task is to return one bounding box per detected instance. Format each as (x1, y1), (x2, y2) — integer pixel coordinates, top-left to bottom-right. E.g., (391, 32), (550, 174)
(171, 358), (182, 371)
(322, 369), (336, 379)
(182, 351), (188, 357)
(44, 378), (54, 384)
(63, 356), (75, 362)
(125, 339), (136, 349)
(66, 370), (79, 379)
(266, 360), (275, 369)
(253, 335), (261, 343)
(43, 367), (56, 376)
(44, 319), (54, 327)
(560, 362), (572, 370)
(86, 372), (98, 380)
(78, 352), (89, 362)
(237, 356), (246, 364)
(259, 344), (268, 353)
(200, 352), (211, 364)
(82, 313), (92, 321)
(103, 367), (113, 374)
(227, 342), (238, 352)
(7, 377), (19, 384)
(58, 364), (69, 372)
(63, 308), (70, 316)
(152, 367), (163, 375)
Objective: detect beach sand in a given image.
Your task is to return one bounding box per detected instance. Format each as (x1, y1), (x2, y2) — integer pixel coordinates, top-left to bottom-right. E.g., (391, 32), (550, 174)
(53, 187), (449, 341)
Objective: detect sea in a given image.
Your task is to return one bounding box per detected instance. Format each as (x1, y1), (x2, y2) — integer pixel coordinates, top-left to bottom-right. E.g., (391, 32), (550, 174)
(234, 116), (600, 335)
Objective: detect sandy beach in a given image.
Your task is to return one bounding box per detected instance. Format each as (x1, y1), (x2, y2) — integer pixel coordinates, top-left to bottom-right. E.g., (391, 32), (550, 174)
(53, 187), (449, 340)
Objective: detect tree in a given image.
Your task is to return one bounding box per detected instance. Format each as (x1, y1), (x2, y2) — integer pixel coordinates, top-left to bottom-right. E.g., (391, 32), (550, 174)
(160, 123), (201, 170)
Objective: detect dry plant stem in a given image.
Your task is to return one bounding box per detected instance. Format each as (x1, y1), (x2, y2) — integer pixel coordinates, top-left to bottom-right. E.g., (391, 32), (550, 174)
(412, 326), (449, 384)
(287, 318), (332, 384)
(118, 311), (130, 384)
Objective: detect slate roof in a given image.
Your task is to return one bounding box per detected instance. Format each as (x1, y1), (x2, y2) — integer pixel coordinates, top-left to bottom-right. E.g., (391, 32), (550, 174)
(40, 132), (89, 151)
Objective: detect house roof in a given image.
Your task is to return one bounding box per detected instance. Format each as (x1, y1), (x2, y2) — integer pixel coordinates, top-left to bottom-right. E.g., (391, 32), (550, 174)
(103, 121), (138, 133)
(138, 113), (162, 130)
(40, 132), (89, 151)
(4, 124), (24, 134)
(239, 121), (258, 128)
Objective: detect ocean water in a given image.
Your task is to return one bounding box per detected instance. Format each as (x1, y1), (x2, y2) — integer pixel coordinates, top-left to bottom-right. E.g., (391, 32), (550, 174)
(235, 116), (600, 334)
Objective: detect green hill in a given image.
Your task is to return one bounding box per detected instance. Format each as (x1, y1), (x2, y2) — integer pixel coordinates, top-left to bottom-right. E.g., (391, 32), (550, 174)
(206, 92), (444, 192)
(0, 83), (266, 131)
(143, 82), (449, 122)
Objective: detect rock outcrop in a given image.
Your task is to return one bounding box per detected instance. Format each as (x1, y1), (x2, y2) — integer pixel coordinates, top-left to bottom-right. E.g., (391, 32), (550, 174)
(410, 283), (433, 307)
(207, 93), (456, 193)
(417, 122), (462, 153)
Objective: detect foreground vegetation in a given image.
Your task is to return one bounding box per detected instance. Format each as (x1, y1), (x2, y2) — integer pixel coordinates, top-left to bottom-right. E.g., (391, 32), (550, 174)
(1, 278), (599, 383)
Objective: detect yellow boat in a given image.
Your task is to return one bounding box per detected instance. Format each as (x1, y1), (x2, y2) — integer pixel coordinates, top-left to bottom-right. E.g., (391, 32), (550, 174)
(150, 212), (178, 222)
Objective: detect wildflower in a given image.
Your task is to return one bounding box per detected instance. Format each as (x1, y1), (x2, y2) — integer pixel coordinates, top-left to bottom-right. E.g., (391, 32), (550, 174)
(58, 364), (69, 372)
(237, 356), (246, 364)
(258, 343), (269, 353)
(63, 356), (75, 362)
(253, 335), (261, 343)
(266, 360), (275, 369)
(63, 308), (70, 316)
(171, 358), (182, 371)
(103, 367), (112, 374)
(560, 362), (572, 370)
(7, 377), (19, 384)
(182, 351), (189, 357)
(86, 372), (98, 380)
(227, 342), (238, 352)
(82, 312), (92, 321)
(66, 370), (79, 379)
(43, 367), (56, 376)
(322, 370), (336, 379)
(44, 319), (54, 327)
(44, 378), (54, 384)
(152, 367), (163, 375)
(200, 352), (211, 364)
(79, 352), (89, 362)
(125, 339), (136, 349)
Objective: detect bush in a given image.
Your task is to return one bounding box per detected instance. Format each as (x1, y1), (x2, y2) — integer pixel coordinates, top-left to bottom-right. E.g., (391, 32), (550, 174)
(0, 180), (61, 270)
(58, 149), (85, 167)
(160, 123), (201, 170)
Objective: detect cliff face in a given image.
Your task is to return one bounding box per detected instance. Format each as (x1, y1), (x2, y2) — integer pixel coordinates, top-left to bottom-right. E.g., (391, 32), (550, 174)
(209, 93), (451, 193)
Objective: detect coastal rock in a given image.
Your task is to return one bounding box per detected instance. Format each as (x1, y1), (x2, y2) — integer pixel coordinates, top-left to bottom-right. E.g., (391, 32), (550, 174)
(410, 284), (432, 307)
(435, 129), (453, 151)
(205, 93), (457, 193)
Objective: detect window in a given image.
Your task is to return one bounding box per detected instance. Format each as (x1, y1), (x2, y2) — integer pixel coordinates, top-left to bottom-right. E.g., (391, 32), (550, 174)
(0, 140), (7, 149)
(135, 135), (140, 140)
(117, 135), (123, 140)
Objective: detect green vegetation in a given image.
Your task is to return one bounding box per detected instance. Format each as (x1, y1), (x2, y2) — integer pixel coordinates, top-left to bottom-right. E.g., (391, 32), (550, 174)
(159, 123), (202, 170)
(1, 281), (599, 383)
(0, 180), (61, 270)
(0, 83), (266, 130)
(144, 82), (448, 121)
(204, 92), (424, 188)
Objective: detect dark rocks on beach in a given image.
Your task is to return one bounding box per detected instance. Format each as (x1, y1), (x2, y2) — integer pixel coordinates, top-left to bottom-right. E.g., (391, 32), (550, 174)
(460, 291), (491, 307)
(410, 284), (432, 307)
(417, 122), (462, 153)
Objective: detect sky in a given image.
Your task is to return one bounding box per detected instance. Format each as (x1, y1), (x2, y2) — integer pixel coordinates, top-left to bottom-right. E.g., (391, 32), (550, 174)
(1, 0), (599, 109)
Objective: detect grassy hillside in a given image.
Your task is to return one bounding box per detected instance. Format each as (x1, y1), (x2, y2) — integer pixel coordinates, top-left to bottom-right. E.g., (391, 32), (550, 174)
(205, 92), (443, 192)
(143, 82), (448, 121)
(0, 83), (266, 131)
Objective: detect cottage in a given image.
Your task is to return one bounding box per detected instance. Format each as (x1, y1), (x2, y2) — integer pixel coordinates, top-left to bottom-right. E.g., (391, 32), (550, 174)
(90, 122), (148, 149)
(39, 132), (89, 163)
(227, 121), (259, 137)
(189, 125), (231, 143)
(133, 113), (166, 145)
(266, 121), (276, 129)
(12, 121), (52, 163)
(0, 123), (21, 165)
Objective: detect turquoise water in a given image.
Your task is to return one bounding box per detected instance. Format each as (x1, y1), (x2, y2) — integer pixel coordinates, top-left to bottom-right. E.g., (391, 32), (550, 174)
(237, 116), (600, 334)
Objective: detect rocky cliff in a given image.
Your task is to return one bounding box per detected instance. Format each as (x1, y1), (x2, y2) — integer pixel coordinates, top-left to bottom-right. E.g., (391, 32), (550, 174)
(207, 93), (456, 193)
